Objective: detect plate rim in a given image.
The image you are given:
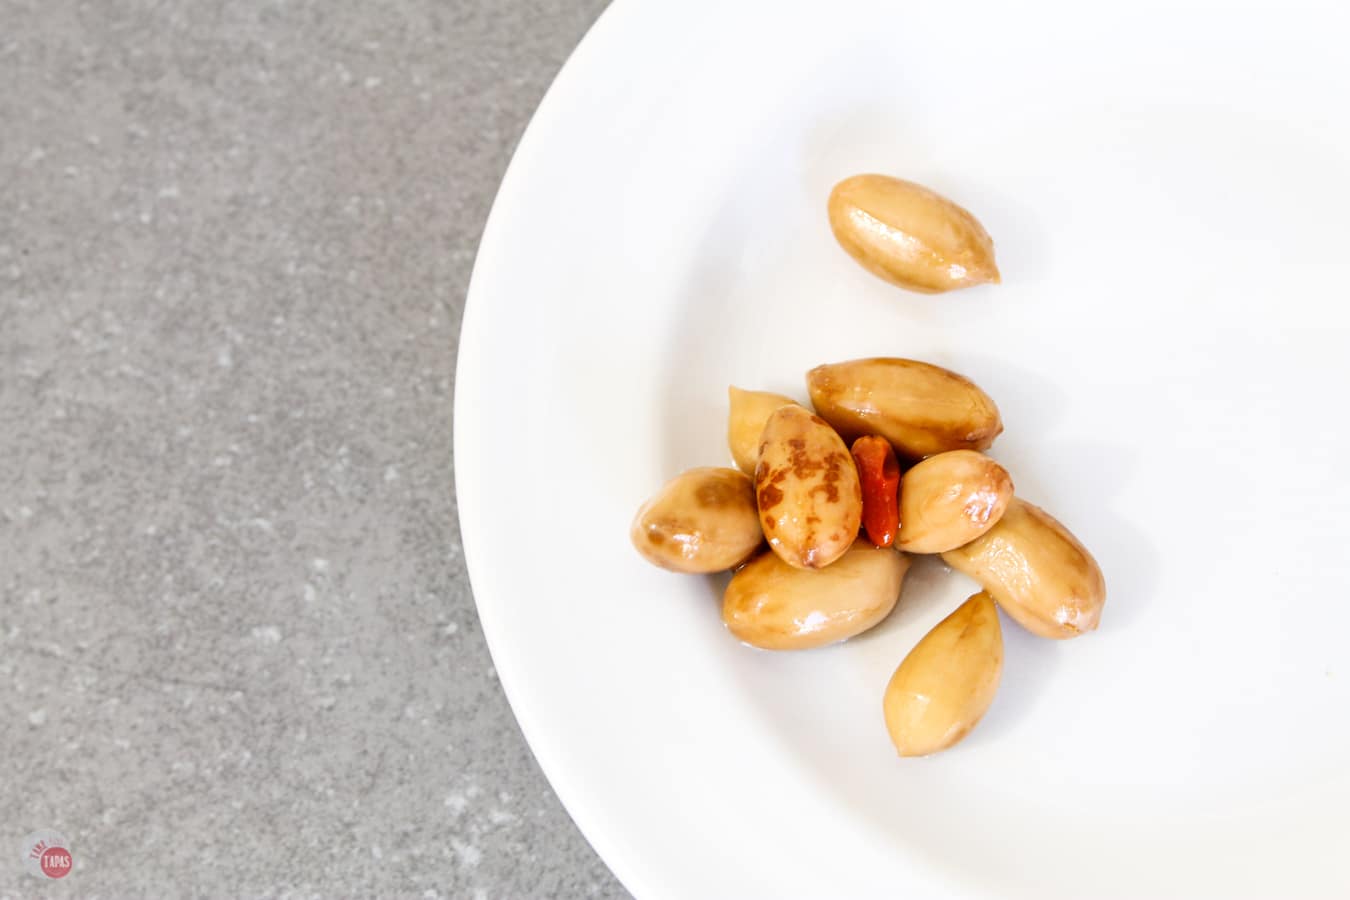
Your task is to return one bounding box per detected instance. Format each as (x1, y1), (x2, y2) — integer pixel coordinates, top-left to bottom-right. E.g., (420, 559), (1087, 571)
(454, 0), (648, 895)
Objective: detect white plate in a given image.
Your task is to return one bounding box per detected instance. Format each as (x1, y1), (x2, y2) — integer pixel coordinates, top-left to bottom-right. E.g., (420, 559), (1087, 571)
(455, 1), (1350, 896)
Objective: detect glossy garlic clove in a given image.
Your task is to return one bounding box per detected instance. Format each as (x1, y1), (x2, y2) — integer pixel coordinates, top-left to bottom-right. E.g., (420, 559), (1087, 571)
(723, 542), (910, 650)
(807, 357), (1002, 460)
(883, 591), (1003, 756)
(828, 174), (999, 293)
(941, 498), (1105, 639)
(630, 467), (762, 573)
(755, 405), (862, 569)
(896, 450), (1014, 554)
(727, 387), (799, 475)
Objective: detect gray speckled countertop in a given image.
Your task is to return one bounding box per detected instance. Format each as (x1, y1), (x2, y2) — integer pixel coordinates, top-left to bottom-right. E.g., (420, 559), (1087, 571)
(1, 1), (624, 896)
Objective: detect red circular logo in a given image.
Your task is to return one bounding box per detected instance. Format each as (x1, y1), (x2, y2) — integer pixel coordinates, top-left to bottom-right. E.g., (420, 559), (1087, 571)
(39, 846), (72, 879)
(22, 830), (72, 881)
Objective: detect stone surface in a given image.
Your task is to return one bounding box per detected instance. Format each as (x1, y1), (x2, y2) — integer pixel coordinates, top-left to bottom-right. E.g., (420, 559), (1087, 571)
(0, 1), (624, 896)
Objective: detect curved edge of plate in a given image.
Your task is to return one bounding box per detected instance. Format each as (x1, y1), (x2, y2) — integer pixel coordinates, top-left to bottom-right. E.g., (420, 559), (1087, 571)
(453, 1), (651, 897)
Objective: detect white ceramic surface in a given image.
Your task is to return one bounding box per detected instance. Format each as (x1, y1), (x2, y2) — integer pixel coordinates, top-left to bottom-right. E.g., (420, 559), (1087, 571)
(455, 1), (1350, 896)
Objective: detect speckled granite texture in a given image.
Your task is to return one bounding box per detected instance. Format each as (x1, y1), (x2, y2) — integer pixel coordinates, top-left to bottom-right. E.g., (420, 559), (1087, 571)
(0, 1), (624, 896)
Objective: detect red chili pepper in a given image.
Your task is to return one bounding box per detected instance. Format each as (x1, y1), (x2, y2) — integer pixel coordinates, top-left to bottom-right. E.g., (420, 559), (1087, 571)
(851, 435), (900, 547)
